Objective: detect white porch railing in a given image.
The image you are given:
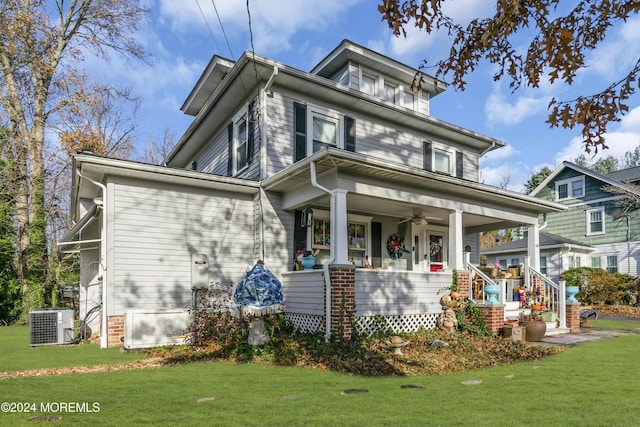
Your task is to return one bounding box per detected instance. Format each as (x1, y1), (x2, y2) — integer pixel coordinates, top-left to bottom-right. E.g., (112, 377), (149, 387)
(466, 259), (567, 330)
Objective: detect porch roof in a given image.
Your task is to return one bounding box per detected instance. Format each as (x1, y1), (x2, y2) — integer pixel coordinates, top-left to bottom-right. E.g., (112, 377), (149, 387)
(481, 232), (595, 255)
(262, 148), (566, 232)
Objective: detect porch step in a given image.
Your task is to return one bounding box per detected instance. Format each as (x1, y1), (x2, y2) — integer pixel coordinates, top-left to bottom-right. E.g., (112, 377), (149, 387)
(544, 326), (571, 336)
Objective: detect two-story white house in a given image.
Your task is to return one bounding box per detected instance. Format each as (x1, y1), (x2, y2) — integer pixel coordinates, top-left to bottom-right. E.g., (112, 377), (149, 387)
(59, 40), (565, 348)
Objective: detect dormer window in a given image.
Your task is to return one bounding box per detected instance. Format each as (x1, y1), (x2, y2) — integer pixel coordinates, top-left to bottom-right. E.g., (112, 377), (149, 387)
(383, 83), (396, 103)
(361, 74), (376, 96)
(555, 176), (584, 201)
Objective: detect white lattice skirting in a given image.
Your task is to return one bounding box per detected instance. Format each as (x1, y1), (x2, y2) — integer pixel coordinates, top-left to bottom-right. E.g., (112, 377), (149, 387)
(355, 313), (440, 337)
(286, 312), (440, 336)
(286, 313), (325, 333)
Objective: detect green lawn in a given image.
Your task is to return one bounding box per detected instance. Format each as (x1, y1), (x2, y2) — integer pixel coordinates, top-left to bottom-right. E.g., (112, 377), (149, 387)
(1, 325), (639, 426)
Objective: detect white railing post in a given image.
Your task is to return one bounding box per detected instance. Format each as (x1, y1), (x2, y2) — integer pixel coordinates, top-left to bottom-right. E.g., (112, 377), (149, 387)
(499, 278), (506, 306)
(524, 256), (530, 290)
(558, 280), (567, 329)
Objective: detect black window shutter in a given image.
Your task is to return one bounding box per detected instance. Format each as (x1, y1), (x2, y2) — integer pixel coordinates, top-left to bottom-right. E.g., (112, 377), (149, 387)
(293, 210), (308, 270)
(227, 122), (234, 176)
(371, 222), (382, 268)
(247, 101), (256, 164)
(423, 141), (432, 171)
(456, 151), (463, 178)
(294, 102), (306, 162)
(344, 116), (356, 152)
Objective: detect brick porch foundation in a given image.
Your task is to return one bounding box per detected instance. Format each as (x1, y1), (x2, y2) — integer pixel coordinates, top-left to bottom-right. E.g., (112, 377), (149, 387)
(478, 304), (505, 333)
(327, 264), (356, 340)
(566, 302), (581, 332)
(107, 315), (124, 347)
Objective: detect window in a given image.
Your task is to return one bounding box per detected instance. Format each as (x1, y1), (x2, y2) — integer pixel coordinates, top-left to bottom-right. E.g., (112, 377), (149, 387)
(540, 256), (547, 275)
(434, 149), (452, 175)
(510, 258), (519, 266)
(591, 256), (601, 268)
(361, 74), (376, 96)
(383, 83), (396, 103)
(312, 114), (337, 152)
(294, 102), (355, 161)
(227, 101), (255, 176)
(235, 114), (248, 172)
(568, 255), (581, 269)
(498, 259), (507, 270)
(312, 218), (331, 247)
(403, 91), (414, 108)
(555, 177), (584, 200)
(606, 255), (618, 273)
(586, 207), (605, 235)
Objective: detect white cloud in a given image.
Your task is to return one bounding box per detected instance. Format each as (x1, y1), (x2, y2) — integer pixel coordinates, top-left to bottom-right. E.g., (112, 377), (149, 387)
(485, 92), (549, 126)
(553, 105), (640, 165)
(482, 143), (518, 163)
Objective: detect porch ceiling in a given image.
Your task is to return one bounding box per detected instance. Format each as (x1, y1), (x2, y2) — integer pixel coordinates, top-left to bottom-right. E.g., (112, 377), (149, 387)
(262, 149), (566, 231)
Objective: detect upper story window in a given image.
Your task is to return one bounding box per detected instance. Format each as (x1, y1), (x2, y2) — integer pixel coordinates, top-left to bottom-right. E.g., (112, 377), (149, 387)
(294, 102), (355, 162)
(361, 74), (376, 96)
(423, 140), (463, 178)
(403, 92), (415, 109)
(434, 149), (452, 175)
(227, 100), (255, 176)
(383, 83), (396, 103)
(586, 207), (605, 235)
(555, 176), (584, 201)
(235, 114), (248, 172)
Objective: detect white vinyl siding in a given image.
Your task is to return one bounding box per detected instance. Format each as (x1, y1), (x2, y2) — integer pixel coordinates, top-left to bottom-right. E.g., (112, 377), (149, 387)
(108, 178), (256, 313)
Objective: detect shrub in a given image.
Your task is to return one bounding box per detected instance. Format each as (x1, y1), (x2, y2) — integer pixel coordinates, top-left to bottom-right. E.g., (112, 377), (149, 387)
(561, 267), (631, 305)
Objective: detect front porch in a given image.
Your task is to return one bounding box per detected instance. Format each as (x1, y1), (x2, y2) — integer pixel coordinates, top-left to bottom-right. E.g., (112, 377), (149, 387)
(281, 260), (580, 339)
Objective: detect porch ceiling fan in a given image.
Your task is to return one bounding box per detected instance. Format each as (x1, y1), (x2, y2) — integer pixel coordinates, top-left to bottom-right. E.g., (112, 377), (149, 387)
(398, 209), (437, 225)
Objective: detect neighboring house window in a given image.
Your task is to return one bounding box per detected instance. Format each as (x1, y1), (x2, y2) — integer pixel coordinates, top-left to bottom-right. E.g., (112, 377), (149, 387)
(498, 259), (507, 270)
(586, 207), (605, 235)
(555, 177), (584, 200)
(591, 256), (601, 268)
(540, 256), (547, 275)
(361, 74), (376, 96)
(293, 102), (355, 161)
(606, 255), (618, 273)
(568, 255), (581, 269)
(510, 258), (519, 266)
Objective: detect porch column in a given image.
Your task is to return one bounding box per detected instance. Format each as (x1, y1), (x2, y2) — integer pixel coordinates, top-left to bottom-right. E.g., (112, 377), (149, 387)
(527, 223), (540, 270)
(448, 210), (464, 271)
(331, 189), (349, 264)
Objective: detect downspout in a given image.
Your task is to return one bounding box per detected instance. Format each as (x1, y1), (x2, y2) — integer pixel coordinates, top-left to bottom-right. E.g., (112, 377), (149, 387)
(257, 67), (278, 260)
(310, 161), (335, 341)
(76, 168), (108, 349)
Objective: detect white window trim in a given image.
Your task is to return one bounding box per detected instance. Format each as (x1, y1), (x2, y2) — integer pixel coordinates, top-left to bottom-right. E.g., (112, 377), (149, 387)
(433, 146), (454, 176)
(307, 209), (372, 257)
(231, 106), (249, 176)
(586, 206), (605, 236)
(555, 176), (585, 201)
(306, 103), (343, 154)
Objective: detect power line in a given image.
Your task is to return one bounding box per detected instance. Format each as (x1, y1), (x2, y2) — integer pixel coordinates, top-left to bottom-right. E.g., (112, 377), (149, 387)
(195, 0), (222, 54)
(210, 0), (235, 60)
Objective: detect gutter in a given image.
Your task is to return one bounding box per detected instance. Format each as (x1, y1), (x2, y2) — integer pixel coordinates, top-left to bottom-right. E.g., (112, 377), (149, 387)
(75, 167), (109, 350)
(310, 161), (335, 341)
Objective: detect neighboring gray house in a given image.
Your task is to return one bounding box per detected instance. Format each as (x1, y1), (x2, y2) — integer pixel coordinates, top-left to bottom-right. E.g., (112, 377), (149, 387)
(59, 40), (565, 348)
(483, 162), (640, 282)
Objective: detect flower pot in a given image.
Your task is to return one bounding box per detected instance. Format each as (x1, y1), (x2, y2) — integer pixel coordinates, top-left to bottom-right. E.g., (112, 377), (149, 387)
(520, 320), (546, 342)
(300, 256), (316, 270)
(566, 286), (579, 303)
(483, 283), (500, 304)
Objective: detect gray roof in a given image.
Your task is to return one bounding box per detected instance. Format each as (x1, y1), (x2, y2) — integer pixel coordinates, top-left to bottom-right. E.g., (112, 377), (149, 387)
(482, 232), (593, 254)
(605, 166), (640, 183)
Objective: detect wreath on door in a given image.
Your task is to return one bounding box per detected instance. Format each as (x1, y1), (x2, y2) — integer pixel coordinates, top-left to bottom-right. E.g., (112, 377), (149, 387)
(386, 233), (407, 260)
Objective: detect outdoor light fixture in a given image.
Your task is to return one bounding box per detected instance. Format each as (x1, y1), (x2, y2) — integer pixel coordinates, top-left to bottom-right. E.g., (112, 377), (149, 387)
(301, 206), (314, 228)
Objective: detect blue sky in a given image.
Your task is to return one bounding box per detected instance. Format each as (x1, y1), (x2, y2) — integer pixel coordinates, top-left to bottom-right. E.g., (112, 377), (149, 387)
(84, 0), (640, 192)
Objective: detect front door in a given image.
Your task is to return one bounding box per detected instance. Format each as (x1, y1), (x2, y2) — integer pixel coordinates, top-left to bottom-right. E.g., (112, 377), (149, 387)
(427, 232), (446, 272)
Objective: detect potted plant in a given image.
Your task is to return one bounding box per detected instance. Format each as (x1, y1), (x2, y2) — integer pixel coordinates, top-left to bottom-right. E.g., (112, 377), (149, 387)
(518, 311), (547, 342)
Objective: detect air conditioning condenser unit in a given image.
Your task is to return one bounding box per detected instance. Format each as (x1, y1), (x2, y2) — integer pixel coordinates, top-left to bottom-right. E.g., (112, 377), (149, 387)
(29, 308), (75, 346)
